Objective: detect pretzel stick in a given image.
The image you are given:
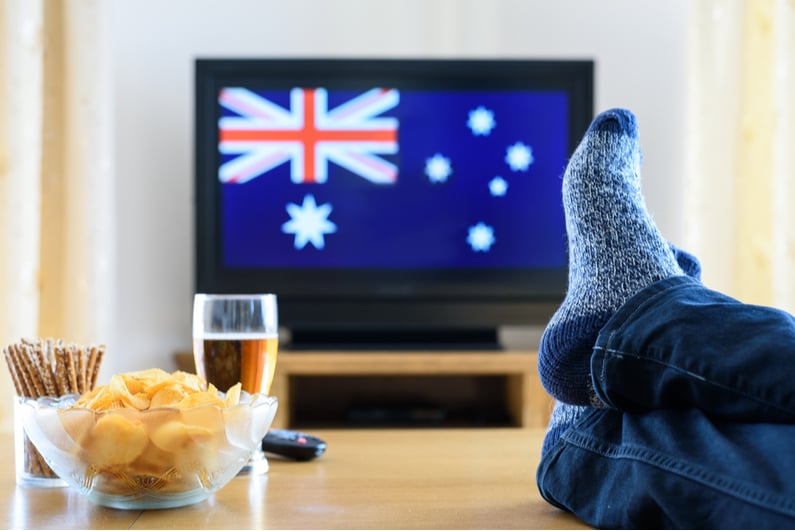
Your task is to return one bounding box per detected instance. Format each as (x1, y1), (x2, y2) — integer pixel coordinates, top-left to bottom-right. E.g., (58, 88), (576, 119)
(65, 347), (79, 393)
(10, 344), (45, 398)
(22, 344), (48, 397)
(20, 337), (36, 349)
(77, 347), (87, 394)
(89, 345), (105, 389)
(86, 346), (99, 391)
(24, 438), (44, 476)
(35, 344), (58, 397)
(95, 346), (105, 388)
(54, 347), (69, 395)
(4, 349), (25, 396)
(6, 345), (27, 396)
(10, 347), (33, 396)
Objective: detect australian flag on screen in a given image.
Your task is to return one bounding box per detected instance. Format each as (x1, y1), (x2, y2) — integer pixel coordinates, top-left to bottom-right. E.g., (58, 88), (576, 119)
(218, 86), (569, 269)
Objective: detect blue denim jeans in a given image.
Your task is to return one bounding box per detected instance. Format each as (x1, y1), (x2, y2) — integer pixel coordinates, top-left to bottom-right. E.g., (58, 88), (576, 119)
(537, 276), (795, 529)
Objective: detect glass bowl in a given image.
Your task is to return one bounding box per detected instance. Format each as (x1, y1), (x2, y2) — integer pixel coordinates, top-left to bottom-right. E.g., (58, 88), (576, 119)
(18, 392), (278, 509)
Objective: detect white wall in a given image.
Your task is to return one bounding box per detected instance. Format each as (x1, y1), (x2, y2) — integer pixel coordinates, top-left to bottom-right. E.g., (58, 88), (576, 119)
(107, 0), (688, 375)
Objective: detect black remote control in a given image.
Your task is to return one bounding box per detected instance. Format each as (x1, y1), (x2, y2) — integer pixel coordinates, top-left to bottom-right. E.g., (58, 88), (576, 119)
(262, 429), (327, 461)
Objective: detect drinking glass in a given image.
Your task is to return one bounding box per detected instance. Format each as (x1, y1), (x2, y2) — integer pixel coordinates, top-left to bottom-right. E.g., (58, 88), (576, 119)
(192, 293), (279, 474)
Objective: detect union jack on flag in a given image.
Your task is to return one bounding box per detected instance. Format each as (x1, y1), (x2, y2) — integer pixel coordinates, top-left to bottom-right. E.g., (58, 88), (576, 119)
(218, 87), (400, 185)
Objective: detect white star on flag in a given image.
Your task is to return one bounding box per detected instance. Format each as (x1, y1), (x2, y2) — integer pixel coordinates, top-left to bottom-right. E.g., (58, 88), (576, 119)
(467, 106), (496, 136)
(281, 194), (337, 250)
(425, 153), (452, 183)
(467, 222), (495, 252)
(505, 142), (534, 171)
(489, 176), (508, 197)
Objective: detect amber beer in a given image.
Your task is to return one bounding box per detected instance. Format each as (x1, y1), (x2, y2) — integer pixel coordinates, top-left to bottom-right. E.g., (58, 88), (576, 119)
(193, 334), (279, 395)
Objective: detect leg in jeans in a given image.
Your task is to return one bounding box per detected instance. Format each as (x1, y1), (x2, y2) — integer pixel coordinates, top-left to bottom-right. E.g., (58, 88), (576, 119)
(537, 408), (795, 529)
(534, 108), (795, 528)
(592, 275), (795, 422)
(537, 276), (795, 528)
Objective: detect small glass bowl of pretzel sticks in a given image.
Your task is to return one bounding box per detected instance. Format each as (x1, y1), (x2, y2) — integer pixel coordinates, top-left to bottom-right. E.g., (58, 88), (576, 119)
(3, 338), (105, 487)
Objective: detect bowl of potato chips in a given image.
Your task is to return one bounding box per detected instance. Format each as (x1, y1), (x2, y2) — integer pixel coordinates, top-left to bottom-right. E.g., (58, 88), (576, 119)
(18, 368), (278, 509)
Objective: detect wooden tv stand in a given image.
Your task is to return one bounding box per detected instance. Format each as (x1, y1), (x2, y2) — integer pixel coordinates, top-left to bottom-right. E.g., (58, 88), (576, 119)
(268, 349), (553, 429)
(175, 348), (553, 429)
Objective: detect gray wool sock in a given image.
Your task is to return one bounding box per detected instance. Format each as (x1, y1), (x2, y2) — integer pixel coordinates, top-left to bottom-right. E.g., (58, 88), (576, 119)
(540, 245), (702, 457)
(538, 108), (684, 406)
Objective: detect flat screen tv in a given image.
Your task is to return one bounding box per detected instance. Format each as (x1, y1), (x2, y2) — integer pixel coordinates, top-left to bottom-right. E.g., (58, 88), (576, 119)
(194, 58), (593, 349)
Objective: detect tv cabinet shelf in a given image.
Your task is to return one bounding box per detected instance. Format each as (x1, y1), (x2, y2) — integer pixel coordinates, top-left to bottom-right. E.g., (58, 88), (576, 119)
(269, 350), (553, 429)
(175, 349), (554, 429)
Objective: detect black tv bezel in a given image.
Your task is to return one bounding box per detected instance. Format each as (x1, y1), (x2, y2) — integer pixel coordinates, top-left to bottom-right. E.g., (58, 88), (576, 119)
(195, 58), (593, 347)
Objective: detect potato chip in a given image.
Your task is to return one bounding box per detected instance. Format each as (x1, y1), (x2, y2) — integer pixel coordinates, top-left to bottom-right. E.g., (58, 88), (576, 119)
(129, 368), (172, 382)
(76, 385), (123, 410)
(57, 408), (94, 450)
(71, 368), (242, 412)
(148, 385), (188, 408)
(171, 370), (204, 391)
(109, 374), (150, 410)
(224, 383), (242, 408)
(82, 413), (148, 466)
(149, 420), (217, 454)
(175, 390), (225, 409)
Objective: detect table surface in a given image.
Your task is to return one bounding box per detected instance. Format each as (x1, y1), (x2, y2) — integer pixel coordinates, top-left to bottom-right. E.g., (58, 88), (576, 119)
(0, 428), (590, 530)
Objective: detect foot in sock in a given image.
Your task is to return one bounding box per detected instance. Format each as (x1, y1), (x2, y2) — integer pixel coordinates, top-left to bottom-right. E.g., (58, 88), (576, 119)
(541, 243), (702, 456)
(541, 247), (701, 456)
(538, 108), (684, 406)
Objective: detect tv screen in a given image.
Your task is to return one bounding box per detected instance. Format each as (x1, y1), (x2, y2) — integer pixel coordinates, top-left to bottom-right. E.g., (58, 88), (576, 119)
(195, 58), (593, 349)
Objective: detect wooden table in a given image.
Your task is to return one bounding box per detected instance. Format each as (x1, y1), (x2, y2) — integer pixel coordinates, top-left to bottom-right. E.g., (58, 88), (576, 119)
(0, 428), (589, 529)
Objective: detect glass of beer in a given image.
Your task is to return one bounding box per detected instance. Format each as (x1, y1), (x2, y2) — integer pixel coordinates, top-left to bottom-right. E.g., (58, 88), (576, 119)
(192, 293), (278, 474)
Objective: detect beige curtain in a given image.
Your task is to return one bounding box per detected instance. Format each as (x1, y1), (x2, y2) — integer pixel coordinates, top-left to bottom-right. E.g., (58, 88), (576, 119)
(0, 0), (114, 432)
(685, 0), (795, 313)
